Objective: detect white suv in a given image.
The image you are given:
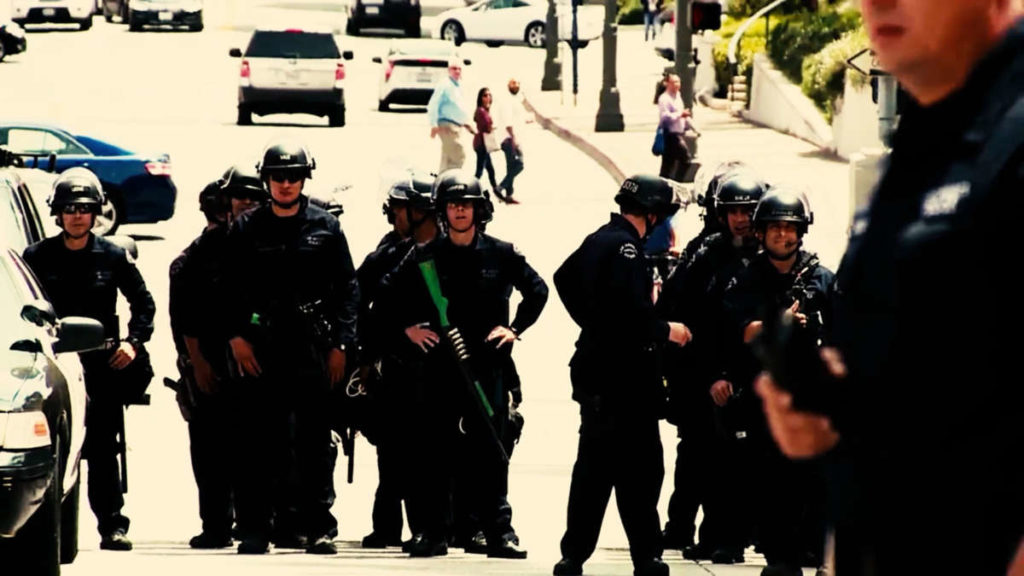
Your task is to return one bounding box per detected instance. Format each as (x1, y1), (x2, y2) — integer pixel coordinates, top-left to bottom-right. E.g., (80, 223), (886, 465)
(229, 27), (354, 127)
(11, 0), (95, 29)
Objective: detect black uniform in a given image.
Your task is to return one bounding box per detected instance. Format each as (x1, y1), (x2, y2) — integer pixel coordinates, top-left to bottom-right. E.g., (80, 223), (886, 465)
(657, 232), (759, 551)
(355, 232), (417, 545)
(221, 196), (359, 543)
(382, 231), (547, 549)
(169, 226), (234, 542)
(828, 20), (1024, 575)
(23, 234), (155, 537)
(553, 213), (670, 568)
(723, 250), (833, 569)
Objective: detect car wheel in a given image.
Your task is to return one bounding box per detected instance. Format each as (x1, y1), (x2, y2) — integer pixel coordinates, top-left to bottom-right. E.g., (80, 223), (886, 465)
(93, 195), (121, 236)
(237, 105), (253, 126)
(484, 40), (503, 48)
(0, 42), (6, 63)
(25, 437), (61, 576)
(405, 23), (420, 38)
(378, 98), (389, 112)
(525, 22), (545, 48)
(346, 19), (358, 36)
(329, 107), (345, 127)
(128, 10), (142, 31)
(79, 17), (93, 30)
(441, 20), (464, 46)
(59, 478), (79, 564)
(190, 14), (203, 32)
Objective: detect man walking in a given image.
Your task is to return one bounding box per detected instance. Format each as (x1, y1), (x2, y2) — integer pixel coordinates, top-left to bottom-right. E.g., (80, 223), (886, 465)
(428, 59), (476, 172)
(496, 78), (530, 204)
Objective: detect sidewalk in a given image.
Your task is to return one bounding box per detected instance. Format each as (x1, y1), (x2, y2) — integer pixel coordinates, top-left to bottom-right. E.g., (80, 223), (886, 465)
(521, 26), (852, 272)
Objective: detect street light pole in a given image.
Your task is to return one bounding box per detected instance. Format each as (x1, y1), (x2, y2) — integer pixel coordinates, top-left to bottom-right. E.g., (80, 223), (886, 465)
(541, 0), (562, 91)
(674, 0), (695, 110)
(594, 0), (624, 132)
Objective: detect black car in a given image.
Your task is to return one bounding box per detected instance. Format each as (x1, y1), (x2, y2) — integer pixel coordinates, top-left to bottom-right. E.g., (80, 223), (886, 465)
(347, 0), (421, 38)
(0, 248), (105, 576)
(0, 21), (27, 63)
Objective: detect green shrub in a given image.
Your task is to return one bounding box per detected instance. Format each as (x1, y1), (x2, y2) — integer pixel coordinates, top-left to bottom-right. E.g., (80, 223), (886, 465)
(710, 13), (790, 97)
(767, 8), (861, 84)
(617, 0), (644, 24)
(800, 26), (869, 122)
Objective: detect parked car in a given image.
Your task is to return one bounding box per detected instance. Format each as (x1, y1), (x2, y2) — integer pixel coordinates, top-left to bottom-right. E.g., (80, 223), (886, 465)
(346, 0), (420, 38)
(0, 122), (177, 234)
(0, 247), (104, 576)
(0, 21), (27, 62)
(372, 39), (470, 111)
(101, 0), (203, 31)
(0, 166), (49, 250)
(10, 0), (94, 29)
(230, 27), (354, 127)
(433, 0), (601, 48)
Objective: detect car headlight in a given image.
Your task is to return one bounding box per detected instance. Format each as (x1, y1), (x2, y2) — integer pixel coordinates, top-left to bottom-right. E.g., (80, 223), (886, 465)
(0, 412), (52, 450)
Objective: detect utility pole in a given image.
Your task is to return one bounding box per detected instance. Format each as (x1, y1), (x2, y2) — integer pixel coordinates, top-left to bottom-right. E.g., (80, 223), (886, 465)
(594, 0), (624, 132)
(674, 0), (695, 110)
(541, 0), (562, 91)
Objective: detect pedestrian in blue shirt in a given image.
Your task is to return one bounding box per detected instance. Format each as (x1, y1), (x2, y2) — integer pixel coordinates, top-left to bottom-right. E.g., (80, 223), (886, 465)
(428, 59), (476, 172)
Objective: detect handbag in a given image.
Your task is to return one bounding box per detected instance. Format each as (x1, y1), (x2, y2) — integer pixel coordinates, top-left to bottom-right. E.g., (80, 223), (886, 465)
(652, 125), (665, 156)
(483, 131), (501, 153)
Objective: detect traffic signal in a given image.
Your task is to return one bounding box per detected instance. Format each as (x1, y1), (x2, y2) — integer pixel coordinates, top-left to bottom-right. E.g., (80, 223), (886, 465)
(691, 0), (722, 32)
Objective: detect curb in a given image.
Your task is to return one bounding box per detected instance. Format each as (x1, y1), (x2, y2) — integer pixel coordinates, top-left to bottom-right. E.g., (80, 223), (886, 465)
(522, 95), (626, 186)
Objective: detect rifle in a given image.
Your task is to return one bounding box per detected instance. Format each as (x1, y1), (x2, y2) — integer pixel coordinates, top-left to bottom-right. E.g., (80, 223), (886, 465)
(418, 259), (510, 465)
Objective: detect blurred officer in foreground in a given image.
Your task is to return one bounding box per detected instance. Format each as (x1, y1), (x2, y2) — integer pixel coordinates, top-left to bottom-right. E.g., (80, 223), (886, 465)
(356, 170), (437, 549)
(23, 169), (156, 552)
(658, 172), (767, 562)
(168, 165), (267, 549)
(756, 2), (1024, 574)
(552, 175), (691, 576)
(381, 170), (547, 559)
(724, 188), (832, 576)
(222, 138), (359, 555)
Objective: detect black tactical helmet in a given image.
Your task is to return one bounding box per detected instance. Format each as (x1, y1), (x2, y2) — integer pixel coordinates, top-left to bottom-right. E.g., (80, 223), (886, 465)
(256, 138), (315, 180)
(715, 173), (767, 209)
(434, 169), (493, 224)
(694, 160), (750, 210)
(220, 163), (268, 200)
(390, 170), (436, 212)
(614, 174), (680, 218)
(753, 187), (814, 233)
(50, 168), (105, 215)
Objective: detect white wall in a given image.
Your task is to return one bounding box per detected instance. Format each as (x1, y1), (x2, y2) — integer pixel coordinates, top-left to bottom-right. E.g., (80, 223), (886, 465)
(746, 53), (834, 149)
(832, 76), (884, 160)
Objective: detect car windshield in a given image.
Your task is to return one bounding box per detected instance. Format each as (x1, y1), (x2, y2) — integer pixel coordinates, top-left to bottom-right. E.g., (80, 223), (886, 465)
(0, 179), (30, 250)
(245, 31), (340, 59)
(0, 256), (33, 342)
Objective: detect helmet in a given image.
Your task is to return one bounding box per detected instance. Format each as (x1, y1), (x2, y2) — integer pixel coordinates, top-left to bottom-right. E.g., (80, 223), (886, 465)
(715, 173), (767, 209)
(50, 168), (105, 215)
(220, 163), (267, 200)
(614, 174), (680, 218)
(389, 170), (436, 212)
(199, 180), (230, 220)
(694, 160), (750, 210)
(433, 169), (492, 224)
(256, 138), (315, 179)
(753, 187), (814, 233)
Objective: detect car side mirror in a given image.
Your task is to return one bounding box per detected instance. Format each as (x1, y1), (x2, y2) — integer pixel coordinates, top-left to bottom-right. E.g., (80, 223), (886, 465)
(53, 317), (106, 355)
(343, 50), (354, 60)
(105, 235), (139, 260)
(229, 48), (242, 58)
(21, 300), (57, 328)
(463, 58), (472, 66)
(372, 56), (382, 63)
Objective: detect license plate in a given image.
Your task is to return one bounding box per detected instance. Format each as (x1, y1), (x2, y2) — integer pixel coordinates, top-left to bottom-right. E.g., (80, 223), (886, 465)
(365, 6), (379, 14)
(42, 8), (55, 16)
(158, 11), (173, 21)
(416, 72), (433, 83)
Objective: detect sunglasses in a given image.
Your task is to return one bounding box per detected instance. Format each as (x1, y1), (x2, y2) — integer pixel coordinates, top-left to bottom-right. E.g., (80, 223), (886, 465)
(61, 204), (95, 215)
(268, 170), (305, 184)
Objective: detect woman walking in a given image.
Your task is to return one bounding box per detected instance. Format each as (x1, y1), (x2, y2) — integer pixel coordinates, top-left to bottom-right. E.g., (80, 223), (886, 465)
(473, 87), (501, 196)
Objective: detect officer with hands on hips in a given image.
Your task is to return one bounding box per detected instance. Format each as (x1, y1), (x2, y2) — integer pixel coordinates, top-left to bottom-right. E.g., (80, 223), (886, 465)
(22, 168), (156, 552)
(552, 174), (691, 576)
(221, 137), (359, 556)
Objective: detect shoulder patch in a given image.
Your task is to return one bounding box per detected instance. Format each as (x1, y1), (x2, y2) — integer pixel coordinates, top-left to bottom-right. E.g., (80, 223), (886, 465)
(619, 243), (638, 259)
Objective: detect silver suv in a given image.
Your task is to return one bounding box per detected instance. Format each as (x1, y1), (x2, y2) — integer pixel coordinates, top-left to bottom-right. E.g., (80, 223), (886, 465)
(230, 27), (354, 127)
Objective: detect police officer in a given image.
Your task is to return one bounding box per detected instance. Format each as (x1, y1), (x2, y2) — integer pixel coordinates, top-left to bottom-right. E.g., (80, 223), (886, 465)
(723, 187), (832, 576)
(657, 173), (767, 562)
(552, 174), (691, 576)
(23, 168), (156, 552)
(168, 165), (267, 549)
(680, 161), (762, 266)
(381, 169), (547, 559)
(222, 138), (359, 555)
(757, 3), (1024, 574)
(357, 170), (437, 549)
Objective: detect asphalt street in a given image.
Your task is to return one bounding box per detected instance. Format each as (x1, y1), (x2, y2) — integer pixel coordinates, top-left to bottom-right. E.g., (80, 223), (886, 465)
(1, 3), (818, 575)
